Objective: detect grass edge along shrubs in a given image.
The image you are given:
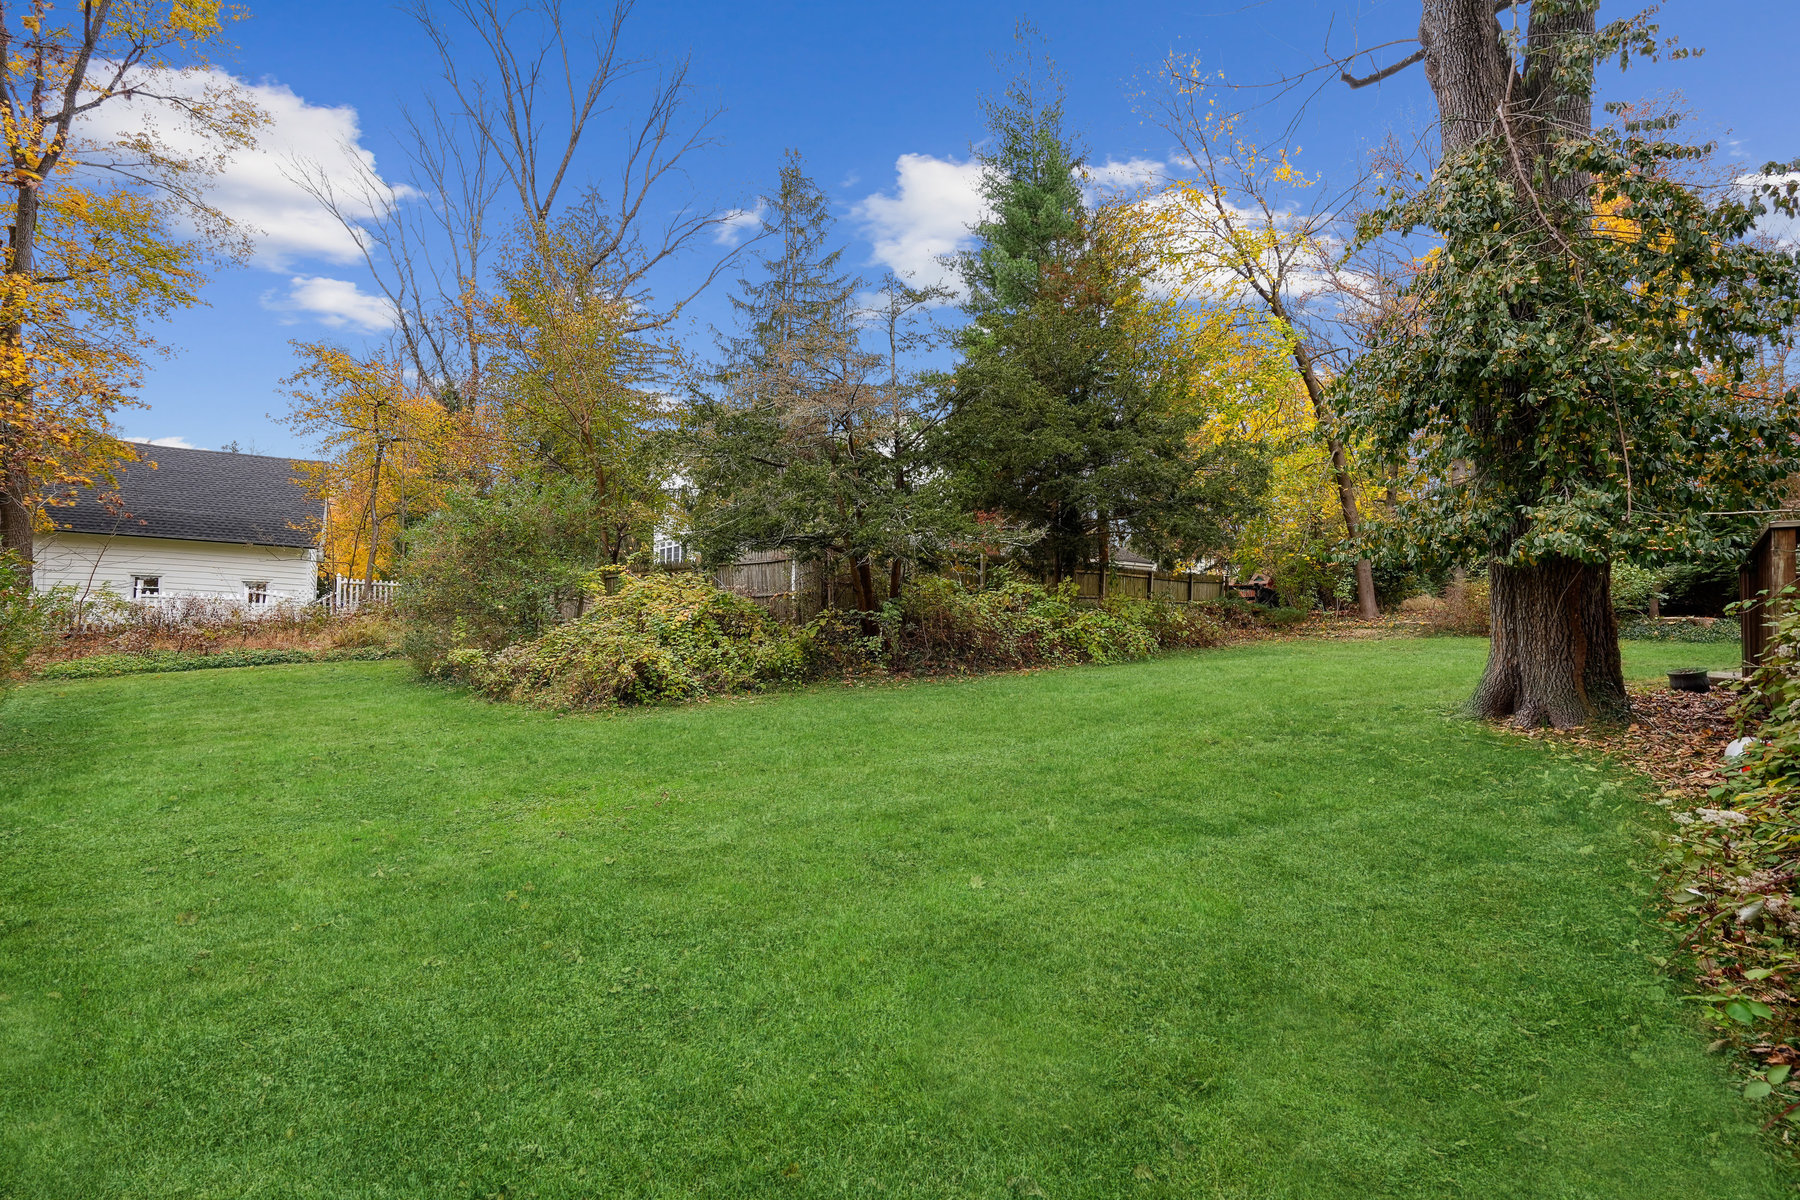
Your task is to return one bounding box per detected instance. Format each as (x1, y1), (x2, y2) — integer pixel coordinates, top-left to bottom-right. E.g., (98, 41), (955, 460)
(432, 571), (1233, 711)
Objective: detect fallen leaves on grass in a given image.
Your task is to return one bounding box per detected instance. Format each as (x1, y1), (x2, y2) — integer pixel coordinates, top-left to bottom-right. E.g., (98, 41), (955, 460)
(1516, 684), (1734, 799)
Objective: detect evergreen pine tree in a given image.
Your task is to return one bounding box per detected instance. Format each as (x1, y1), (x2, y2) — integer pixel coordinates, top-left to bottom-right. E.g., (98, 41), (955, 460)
(687, 152), (958, 615)
(940, 40), (1268, 581)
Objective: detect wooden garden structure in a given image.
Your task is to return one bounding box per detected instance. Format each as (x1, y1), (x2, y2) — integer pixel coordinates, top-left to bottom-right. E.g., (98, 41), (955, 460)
(1740, 521), (1800, 669)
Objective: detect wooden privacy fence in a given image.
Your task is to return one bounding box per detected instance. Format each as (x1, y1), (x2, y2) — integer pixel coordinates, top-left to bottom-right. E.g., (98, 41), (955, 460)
(710, 550), (1223, 621)
(1070, 567), (1223, 603)
(711, 551), (831, 623)
(1741, 522), (1800, 670)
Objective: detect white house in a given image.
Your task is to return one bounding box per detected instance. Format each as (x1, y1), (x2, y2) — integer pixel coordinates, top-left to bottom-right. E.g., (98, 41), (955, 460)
(32, 444), (324, 608)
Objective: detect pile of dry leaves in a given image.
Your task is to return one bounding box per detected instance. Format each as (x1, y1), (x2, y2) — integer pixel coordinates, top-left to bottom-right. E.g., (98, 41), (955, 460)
(1518, 685), (1737, 800)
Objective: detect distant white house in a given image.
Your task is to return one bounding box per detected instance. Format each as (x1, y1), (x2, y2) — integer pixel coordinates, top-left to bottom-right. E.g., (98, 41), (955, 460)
(32, 444), (325, 608)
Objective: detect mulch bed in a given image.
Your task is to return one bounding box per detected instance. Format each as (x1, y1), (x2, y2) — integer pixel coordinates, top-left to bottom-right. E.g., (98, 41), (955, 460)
(1518, 684), (1738, 798)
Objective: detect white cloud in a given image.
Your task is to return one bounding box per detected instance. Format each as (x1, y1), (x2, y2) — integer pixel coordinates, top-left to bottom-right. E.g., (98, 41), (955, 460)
(715, 203), (765, 246)
(124, 435), (200, 449)
(261, 276), (397, 333)
(1084, 157), (1170, 199)
(79, 68), (414, 270)
(1742, 171), (1800, 246)
(852, 154), (987, 296)
(851, 154), (1183, 299)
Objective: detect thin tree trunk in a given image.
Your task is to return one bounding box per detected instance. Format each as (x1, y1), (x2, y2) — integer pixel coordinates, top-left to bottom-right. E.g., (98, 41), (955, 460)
(1, 179), (44, 571)
(1284, 309), (1378, 618)
(0, 450), (32, 576)
(853, 556), (880, 634)
(361, 442), (385, 604)
(1098, 522), (1109, 600)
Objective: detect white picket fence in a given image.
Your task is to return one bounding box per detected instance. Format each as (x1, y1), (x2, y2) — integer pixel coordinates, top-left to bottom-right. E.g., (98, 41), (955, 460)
(327, 574), (400, 613)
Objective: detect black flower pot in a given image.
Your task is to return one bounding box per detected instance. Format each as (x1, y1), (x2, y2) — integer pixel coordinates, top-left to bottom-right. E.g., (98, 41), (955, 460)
(1668, 668), (1711, 693)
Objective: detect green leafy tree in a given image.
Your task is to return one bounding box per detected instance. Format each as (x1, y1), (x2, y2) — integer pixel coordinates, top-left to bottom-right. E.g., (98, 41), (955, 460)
(1341, 13), (1800, 725)
(484, 208), (677, 565)
(686, 152), (958, 616)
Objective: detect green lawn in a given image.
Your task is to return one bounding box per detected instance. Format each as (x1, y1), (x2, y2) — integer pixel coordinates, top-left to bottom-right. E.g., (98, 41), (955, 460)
(0, 637), (1772, 1198)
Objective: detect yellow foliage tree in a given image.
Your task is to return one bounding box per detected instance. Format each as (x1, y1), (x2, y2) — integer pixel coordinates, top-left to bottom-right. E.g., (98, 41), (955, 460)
(1139, 63), (1390, 614)
(1097, 193), (1373, 595)
(0, 0), (265, 569)
(282, 344), (487, 596)
(480, 213), (676, 564)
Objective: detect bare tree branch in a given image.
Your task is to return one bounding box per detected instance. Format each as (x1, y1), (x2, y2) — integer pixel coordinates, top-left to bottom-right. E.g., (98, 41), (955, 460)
(1341, 47), (1426, 89)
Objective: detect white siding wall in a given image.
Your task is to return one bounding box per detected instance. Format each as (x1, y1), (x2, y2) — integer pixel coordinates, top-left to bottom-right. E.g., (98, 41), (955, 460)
(32, 533), (318, 604)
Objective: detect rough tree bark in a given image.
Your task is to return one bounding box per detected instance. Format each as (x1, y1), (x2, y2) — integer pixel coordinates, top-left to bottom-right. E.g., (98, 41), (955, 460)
(1363, 0), (1626, 726)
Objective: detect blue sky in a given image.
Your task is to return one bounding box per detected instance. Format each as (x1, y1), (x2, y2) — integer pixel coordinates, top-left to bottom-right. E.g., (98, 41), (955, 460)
(121, 0), (1799, 457)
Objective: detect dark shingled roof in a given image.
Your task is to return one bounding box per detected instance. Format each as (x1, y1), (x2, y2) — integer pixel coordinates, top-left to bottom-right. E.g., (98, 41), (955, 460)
(47, 444), (323, 548)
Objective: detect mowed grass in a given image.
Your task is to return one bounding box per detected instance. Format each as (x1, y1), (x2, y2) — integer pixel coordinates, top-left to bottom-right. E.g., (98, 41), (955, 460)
(0, 637), (1775, 1198)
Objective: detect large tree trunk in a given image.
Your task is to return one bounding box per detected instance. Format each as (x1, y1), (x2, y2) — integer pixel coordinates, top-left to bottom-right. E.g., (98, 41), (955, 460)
(1415, 0), (1622, 726)
(1473, 557), (1627, 728)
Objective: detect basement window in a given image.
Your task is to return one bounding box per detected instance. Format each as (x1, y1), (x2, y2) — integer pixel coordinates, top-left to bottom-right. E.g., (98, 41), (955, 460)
(243, 581), (269, 606)
(131, 575), (160, 599)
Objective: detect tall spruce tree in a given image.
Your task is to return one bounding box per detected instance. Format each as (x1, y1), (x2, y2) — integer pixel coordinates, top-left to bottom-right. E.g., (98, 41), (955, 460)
(941, 45), (1269, 581)
(686, 152), (957, 615)
(960, 47), (1085, 330)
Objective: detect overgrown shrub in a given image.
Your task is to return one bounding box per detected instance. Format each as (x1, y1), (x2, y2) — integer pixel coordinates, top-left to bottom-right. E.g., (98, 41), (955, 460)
(882, 576), (1150, 672)
(1657, 588), (1800, 1119)
(1122, 594), (1229, 649)
(449, 573), (820, 709)
(326, 611), (400, 650)
(1611, 562), (1665, 616)
(1193, 594), (1268, 629)
(399, 477), (621, 673)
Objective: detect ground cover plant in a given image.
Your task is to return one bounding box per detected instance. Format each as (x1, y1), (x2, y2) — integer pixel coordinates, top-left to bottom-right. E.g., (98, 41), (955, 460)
(34, 646), (398, 681)
(1618, 618), (1740, 645)
(1638, 594), (1800, 1131)
(0, 636), (1781, 1198)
